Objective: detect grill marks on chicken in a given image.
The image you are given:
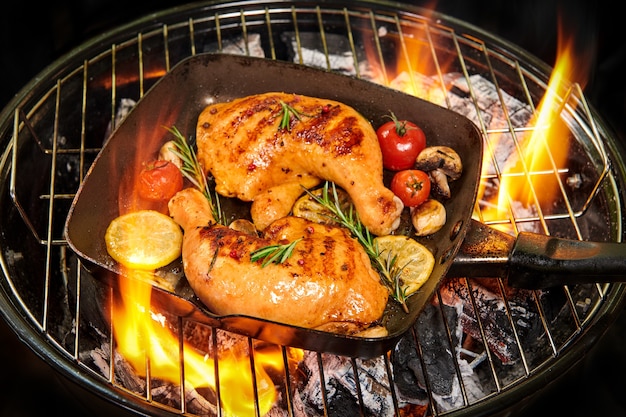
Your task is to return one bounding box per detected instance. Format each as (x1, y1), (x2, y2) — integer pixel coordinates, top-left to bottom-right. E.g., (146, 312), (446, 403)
(169, 188), (389, 333)
(196, 92), (403, 236)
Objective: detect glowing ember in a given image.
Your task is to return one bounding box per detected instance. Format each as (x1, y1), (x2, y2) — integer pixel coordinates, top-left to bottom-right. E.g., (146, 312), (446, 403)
(365, 5), (454, 106)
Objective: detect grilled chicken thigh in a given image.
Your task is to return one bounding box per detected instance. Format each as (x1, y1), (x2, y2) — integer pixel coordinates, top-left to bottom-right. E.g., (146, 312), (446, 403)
(168, 188), (389, 333)
(196, 92), (403, 236)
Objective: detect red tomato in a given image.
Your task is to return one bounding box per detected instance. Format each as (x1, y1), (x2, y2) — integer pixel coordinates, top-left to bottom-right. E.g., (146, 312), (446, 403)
(137, 159), (184, 201)
(390, 169), (431, 207)
(376, 112), (426, 171)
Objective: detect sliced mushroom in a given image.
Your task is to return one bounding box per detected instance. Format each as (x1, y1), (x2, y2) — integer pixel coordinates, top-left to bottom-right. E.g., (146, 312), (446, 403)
(159, 140), (183, 168)
(414, 146), (462, 180)
(410, 199), (446, 236)
(415, 146), (462, 199)
(428, 169), (450, 199)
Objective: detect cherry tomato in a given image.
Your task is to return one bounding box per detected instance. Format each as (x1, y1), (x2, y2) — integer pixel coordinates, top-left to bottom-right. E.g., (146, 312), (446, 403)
(137, 159), (184, 201)
(376, 112), (426, 171)
(390, 169), (431, 207)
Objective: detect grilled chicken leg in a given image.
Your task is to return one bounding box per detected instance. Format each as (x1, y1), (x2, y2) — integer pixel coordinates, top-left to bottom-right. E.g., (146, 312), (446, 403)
(168, 188), (389, 333)
(196, 92), (403, 236)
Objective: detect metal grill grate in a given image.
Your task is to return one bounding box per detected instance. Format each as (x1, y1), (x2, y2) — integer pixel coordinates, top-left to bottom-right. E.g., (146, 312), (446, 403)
(1, 1), (625, 416)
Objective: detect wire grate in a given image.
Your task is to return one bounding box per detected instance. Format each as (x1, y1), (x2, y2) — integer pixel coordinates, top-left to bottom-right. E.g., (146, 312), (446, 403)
(1, 1), (625, 416)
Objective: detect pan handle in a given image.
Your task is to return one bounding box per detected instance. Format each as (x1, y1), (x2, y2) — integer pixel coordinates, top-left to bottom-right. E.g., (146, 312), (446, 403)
(507, 232), (626, 289)
(447, 219), (626, 289)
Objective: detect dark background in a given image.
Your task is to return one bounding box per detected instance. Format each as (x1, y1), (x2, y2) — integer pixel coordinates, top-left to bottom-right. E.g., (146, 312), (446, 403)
(1, 1), (625, 416)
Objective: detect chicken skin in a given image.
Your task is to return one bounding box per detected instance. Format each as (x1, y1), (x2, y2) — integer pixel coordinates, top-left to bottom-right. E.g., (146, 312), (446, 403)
(168, 188), (389, 333)
(196, 92), (403, 236)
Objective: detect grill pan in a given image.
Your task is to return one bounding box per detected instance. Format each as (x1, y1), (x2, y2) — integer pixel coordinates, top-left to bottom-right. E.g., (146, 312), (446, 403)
(65, 52), (626, 359)
(64, 52), (483, 358)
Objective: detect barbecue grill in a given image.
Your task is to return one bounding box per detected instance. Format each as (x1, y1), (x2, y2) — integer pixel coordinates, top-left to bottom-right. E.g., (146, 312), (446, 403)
(1, 1), (625, 416)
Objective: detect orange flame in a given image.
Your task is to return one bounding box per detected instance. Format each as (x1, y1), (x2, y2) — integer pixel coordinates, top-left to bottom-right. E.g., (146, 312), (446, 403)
(483, 26), (589, 232)
(363, 0), (453, 105)
(112, 270), (300, 416)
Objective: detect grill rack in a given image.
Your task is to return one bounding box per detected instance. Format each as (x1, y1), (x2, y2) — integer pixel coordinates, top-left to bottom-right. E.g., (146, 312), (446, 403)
(1, 1), (626, 416)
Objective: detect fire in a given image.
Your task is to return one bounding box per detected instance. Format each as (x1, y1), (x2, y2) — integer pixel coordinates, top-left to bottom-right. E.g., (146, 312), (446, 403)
(99, 68), (168, 91)
(369, 9), (588, 234)
(365, 1), (453, 105)
(485, 30), (589, 231)
(112, 270), (299, 416)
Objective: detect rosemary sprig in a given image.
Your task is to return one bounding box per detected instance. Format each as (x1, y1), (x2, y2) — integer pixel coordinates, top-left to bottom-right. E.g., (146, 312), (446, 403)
(376, 243), (414, 313)
(304, 182), (410, 312)
(165, 126), (223, 224)
(250, 238), (303, 267)
(278, 100), (310, 131)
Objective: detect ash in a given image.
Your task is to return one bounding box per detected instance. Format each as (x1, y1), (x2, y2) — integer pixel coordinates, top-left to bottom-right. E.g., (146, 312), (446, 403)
(82, 341), (219, 416)
(292, 352), (394, 417)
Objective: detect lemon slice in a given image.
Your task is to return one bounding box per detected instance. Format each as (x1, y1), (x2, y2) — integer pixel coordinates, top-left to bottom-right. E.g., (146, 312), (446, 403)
(105, 210), (183, 270)
(373, 235), (435, 296)
(292, 187), (352, 225)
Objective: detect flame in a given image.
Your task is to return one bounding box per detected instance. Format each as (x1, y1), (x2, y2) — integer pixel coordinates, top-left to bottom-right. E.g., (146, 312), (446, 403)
(364, 8), (589, 236)
(364, 0), (453, 105)
(99, 68), (168, 91)
(483, 27), (589, 231)
(112, 270), (300, 416)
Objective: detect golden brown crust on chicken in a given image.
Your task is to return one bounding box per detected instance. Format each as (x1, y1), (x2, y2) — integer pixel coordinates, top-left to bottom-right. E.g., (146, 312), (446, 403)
(196, 92), (403, 236)
(168, 188), (389, 333)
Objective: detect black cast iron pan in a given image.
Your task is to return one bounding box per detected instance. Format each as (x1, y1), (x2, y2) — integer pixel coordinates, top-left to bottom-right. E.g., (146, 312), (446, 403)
(64, 53), (626, 358)
(64, 53), (481, 358)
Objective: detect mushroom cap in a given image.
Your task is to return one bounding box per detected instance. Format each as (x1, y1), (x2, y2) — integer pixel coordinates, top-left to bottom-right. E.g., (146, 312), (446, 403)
(415, 146), (462, 180)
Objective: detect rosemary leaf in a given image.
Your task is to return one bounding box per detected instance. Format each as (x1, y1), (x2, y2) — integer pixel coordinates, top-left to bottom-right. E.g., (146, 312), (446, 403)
(165, 125), (223, 224)
(250, 238), (302, 268)
(278, 100), (309, 131)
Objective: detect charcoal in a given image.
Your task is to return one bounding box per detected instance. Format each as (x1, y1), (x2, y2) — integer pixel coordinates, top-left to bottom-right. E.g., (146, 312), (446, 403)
(151, 381), (217, 416)
(392, 303), (491, 412)
(449, 74), (533, 131)
(201, 33), (265, 58)
(441, 73), (533, 176)
(438, 278), (543, 364)
(82, 340), (223, 415)
(266, 404), (290, 417)
(391, 334), (429, 402)
(354, 356), (395, 415)
(441, 278), (519, 363)
(294, 352), (393, 417)
(416, 304), (459, 394)
(281, 32), (361, 76)
(221, 33), (265, 58)
(392, 303), (458, 401)
(104, 98), (136, 139)
(326, 379), (362, 416)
